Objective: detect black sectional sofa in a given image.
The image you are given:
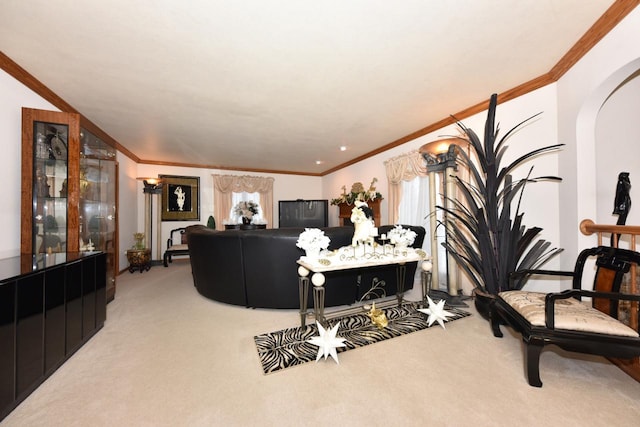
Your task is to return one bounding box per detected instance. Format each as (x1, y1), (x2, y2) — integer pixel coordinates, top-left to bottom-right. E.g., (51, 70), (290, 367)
(186, 224), (426, 309)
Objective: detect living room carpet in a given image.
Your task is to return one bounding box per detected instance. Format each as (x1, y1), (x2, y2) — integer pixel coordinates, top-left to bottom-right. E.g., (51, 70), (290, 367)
(254, 301), (471, 374)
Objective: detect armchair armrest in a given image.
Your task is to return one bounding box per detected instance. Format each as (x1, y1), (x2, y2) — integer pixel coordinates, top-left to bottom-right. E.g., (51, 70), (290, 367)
(544, 289), (640, 329)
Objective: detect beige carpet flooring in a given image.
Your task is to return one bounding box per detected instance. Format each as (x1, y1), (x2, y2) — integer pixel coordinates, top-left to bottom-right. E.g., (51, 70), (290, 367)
(2, 260), (640, 427)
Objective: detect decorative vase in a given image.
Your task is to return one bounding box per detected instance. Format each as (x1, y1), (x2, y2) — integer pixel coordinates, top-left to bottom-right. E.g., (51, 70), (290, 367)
(126, 248), (151, 273)
(242, 217), (251, 225)
(305, 248), (321, 259)
(133, 232), (145, 250)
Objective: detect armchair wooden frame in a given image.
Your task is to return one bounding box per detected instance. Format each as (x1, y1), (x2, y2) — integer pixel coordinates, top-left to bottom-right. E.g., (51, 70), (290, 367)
(489, 246), (640, 387)
(163, 227), (189, 267)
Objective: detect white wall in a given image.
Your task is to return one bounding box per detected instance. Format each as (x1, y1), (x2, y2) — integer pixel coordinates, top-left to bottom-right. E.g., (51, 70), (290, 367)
(595, 70), (640, 229)
(0, 69), (58, 258)
(3, 5), (640, 286)
(323, 7), (640, 292)
(117, 152), (139, 266)
(324, 85), (561, 229)
(323, 85), (561, 294)
(0, 67), (323, 268)
(133, 164), (323, 261)
(557, 6), (640, 265)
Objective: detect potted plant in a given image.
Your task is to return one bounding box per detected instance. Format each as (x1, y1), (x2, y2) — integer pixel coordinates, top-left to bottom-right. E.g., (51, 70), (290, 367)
(437, 94), (564, 316)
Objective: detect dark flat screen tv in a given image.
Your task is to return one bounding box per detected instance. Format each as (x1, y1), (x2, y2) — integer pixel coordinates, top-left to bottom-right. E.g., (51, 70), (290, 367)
(278, 200), (328, 228)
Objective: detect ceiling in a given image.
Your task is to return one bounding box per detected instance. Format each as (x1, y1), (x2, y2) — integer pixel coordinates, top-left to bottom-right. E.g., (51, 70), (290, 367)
(0, 0), (619, 175)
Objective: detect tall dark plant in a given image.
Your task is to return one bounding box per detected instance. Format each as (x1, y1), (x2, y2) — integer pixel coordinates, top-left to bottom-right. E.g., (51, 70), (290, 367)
(439, 93), (564, 295)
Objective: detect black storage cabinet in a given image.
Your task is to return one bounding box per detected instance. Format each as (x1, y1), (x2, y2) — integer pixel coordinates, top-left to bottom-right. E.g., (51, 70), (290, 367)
(0, 252), (106, 421)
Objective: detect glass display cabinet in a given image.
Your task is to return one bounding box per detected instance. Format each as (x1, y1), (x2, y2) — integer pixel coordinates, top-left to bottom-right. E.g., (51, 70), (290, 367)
(79, 128), (117, 301)
(21, 108), (118, 301)
(21, 109), (80, 256)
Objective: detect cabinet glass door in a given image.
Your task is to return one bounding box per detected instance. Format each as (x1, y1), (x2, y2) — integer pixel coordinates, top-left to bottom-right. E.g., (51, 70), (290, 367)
(22, 108), (80, 257)
(33, 121), (69, 254)
(80, 129), (117, 301)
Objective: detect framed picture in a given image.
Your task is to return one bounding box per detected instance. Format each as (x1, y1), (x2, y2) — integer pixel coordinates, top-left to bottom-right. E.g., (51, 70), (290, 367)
(160, 175), (200, 221)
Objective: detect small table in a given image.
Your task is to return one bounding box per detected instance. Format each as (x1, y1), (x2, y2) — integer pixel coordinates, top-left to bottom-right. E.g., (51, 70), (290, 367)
(296, 246), (426, 327)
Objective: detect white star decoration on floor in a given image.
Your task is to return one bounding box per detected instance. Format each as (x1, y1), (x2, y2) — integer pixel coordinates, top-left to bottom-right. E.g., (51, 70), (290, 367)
(418, 296), (454, 329)
(307, 321), (347, 364)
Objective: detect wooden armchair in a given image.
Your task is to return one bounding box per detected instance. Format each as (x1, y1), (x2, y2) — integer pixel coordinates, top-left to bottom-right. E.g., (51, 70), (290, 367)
(489, 246), (640, 387)
(163, 227), (189, 267)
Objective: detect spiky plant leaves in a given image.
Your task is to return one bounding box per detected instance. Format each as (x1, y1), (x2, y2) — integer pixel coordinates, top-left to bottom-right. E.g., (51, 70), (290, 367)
(439, 93), (564, 294)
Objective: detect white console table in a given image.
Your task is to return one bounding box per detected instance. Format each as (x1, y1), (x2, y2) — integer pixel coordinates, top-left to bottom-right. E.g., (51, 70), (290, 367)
(296, 245), (427, 327)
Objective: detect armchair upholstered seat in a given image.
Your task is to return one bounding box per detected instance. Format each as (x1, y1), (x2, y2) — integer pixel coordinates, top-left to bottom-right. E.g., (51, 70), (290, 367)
(489, 246), (640, 387)
(499, 290), (638, 337)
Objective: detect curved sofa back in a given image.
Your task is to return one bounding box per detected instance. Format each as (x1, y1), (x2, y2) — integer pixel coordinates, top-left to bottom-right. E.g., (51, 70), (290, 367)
(186, 226), (247, 305)
(186, 224), (426, 309)
(242, 226), (359, 308)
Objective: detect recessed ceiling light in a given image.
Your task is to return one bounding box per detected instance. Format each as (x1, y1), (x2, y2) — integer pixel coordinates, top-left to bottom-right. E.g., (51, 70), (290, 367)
(340, 146), (347, 151)
(315, 160), (322, 165)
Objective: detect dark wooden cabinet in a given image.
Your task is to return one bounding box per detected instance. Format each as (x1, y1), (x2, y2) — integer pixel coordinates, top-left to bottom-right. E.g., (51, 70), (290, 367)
(0, 252), (105, 421)
(337, 199), (382, 227)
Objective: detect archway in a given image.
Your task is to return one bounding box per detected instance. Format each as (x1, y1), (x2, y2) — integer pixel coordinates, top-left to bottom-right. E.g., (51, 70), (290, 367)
(574, 58), (640, 251)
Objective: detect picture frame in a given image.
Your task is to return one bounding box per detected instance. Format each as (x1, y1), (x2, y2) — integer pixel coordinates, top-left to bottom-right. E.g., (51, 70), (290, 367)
(160, 175), (200, 221)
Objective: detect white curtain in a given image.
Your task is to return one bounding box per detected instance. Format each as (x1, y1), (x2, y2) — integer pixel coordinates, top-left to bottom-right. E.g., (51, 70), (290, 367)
(386, 151), (442, 284)
(398, 176), (430, 232)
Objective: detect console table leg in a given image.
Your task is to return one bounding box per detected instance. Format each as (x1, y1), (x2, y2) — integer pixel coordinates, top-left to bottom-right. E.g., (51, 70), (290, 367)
(298, 276), (309, 327)
(313, 283), (326, 326)
(421, 270), (432, 304)
(396, 263), (407, 306)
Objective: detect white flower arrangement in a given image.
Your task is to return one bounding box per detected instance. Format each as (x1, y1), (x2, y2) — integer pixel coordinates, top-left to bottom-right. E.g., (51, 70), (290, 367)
(296, 228), (331, 252)
(387, 225), (417, 247)
(234, 200), (260, 219)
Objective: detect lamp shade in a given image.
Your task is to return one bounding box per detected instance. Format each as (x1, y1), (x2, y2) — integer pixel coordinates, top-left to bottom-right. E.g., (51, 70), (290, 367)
(419, 138), (460, 157)
(137, 177), (163, 194)
(419, 137), (469, 172)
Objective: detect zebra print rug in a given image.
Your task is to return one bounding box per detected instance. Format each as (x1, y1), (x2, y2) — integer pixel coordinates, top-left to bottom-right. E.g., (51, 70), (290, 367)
(254, 301), (471, 374)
